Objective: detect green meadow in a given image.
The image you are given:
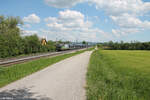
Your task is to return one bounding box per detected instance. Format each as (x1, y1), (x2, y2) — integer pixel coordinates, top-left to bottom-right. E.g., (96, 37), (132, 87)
(87, 50), (150, 100)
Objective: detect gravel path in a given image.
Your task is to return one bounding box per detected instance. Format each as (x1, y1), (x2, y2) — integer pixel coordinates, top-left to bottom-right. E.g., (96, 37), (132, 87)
(0, 51), (92, 100)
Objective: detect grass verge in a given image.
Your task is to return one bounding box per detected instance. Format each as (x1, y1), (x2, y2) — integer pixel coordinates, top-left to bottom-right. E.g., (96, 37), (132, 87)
(86, 50), (150, 100)
(0, 49), (89, 88)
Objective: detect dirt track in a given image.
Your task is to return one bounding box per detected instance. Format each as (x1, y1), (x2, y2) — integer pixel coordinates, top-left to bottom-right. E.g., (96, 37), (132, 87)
(0, 51), (92, 100)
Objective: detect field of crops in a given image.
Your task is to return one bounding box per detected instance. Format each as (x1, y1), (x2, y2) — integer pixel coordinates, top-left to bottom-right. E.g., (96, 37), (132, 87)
(87, 50), (150, 100)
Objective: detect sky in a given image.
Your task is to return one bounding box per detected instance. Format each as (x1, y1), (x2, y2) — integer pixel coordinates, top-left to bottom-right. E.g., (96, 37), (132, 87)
(0, 0), (150, 42)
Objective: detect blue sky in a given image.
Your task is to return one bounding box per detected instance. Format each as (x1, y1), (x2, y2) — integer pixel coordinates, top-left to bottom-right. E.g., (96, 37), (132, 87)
(0, 0), (150, 42)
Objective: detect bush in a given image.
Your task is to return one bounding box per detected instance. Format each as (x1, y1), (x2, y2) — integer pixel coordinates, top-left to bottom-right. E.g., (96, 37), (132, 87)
(0, 15), (56, 58)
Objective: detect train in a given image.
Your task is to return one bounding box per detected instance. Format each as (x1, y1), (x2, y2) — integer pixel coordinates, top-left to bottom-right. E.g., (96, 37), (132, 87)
(56, 43), (89, 51)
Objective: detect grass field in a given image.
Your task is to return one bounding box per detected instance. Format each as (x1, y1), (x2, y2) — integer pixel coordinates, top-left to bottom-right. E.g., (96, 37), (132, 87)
(87, 50), (150, 100)
(0, 49), (92, 88)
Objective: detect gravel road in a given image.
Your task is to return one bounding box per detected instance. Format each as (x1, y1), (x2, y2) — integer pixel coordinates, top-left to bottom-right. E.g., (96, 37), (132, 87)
(0, 51), (92, 100)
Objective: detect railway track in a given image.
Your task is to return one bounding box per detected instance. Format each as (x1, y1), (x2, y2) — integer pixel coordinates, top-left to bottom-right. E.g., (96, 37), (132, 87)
(0, 49), (85, 67)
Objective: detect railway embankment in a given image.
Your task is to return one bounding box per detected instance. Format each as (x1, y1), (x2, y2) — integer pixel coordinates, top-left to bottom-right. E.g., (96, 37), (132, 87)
(0, 48), (93, 88)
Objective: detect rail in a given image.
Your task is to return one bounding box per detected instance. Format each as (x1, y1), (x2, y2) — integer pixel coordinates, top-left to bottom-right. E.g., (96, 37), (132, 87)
(0, 48), (85, 67)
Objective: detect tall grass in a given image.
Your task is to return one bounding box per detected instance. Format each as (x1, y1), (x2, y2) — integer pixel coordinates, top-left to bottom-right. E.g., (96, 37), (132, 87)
(0, 49), (87, 88)
(86, 50), (150, 100)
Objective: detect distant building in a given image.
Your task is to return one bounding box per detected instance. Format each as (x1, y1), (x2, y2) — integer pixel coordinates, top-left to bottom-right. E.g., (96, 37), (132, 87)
(41, 38), (47, 45)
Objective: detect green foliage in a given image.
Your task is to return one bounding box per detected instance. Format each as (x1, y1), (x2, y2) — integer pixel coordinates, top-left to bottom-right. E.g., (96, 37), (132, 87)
(97, 44), (102, 48)
(23, 35), (41, 54)
(82, 41), (86, 44)
(0, 49), (86, 88)
(0, 15), (56, 58)
(87, 50), (150, 100)
(0, 16), (22, 35)
(46, 40), (56, 51)
(0, 15), (23, 58)
(102, 41), (150, 50)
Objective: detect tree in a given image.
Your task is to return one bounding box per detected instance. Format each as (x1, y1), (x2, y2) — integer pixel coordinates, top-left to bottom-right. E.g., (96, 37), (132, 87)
(0, 15), (23, 58)
(46, 40), (56, 51)
(0, 15), (57, 58)
(82, 41), (86, 44)
(23, 35), (41, 54)
(101, 41), (150, 50)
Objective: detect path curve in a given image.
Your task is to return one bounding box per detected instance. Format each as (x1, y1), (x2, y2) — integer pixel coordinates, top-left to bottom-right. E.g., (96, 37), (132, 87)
(0, 51), (92, 100)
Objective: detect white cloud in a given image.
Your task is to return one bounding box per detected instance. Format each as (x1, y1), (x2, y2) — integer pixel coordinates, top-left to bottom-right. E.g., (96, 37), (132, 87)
(112, 29), (121, 37)
(89, 0), (150, 37)
(22, 30), (38, 36)
(44, 17), (57, 22)
(110, 13), (142, 28)
(23, 24), (31, 28)
(90, 0), (150, 16)
(43, 0), (150, 39)
(59, 9), (84, 20)
(44, 10), (111, 42)
(44, 0), (85, 8)
(44, 0), (150, 15)
(112, 28), (141, 38)
(23, 14), (40, 24)
(45, 10), (92, 30)
(110, 13), (150, 37)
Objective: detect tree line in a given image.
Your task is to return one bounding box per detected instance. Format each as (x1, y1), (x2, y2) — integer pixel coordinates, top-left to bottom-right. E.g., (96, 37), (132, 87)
(0, 15), (56, 58)
(99, 41), (150, 50)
